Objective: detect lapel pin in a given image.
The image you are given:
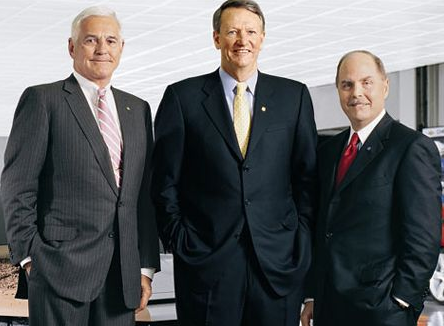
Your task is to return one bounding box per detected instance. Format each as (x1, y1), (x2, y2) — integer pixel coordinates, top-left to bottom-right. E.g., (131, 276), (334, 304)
(126, 107), (131, 111)
(261, 106), (266, 112)
(366, 146), (372, 151)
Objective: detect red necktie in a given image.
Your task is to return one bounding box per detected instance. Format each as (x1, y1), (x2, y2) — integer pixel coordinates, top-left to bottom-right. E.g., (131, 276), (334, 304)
(97, 88), (122, 187)
(335, 132), (359, 187)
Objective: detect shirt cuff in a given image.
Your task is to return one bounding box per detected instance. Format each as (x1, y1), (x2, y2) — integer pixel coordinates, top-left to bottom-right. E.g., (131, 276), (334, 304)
(20, 257), (32, 269)
(393, 296), (409, 308)
(141, 268), (155, 280)
(304, 298), (314, 304)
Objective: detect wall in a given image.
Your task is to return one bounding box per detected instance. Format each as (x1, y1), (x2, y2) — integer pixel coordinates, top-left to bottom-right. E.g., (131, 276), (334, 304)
(309, 68), (417, 130)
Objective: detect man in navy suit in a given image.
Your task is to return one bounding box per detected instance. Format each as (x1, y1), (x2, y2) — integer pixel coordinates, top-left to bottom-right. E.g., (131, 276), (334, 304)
(1, 6), (160, 325)
(151, 1), (317, 325)
(301, 50), (441, 326)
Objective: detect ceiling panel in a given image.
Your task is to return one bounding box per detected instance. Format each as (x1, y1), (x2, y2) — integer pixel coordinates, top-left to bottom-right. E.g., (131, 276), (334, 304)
(1, 0), (444, 135)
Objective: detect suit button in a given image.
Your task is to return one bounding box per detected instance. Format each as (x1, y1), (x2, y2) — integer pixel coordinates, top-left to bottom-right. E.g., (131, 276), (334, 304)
(243, 165), (250, 172)
(244, 199), (251, 206)
(118, 201), (124, 207)
(325, 232), (333, 239)
(108, 231), (116, 238)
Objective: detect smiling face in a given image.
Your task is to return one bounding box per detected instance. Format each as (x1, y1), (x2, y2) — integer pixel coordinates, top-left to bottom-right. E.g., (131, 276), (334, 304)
(213, 7), (264, 81)
(337, 52), (389, 131)
(68, 15), (123, 88)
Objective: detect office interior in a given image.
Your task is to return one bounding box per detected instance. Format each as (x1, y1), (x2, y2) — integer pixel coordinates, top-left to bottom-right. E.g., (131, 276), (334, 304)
(1, 0), (444, 325)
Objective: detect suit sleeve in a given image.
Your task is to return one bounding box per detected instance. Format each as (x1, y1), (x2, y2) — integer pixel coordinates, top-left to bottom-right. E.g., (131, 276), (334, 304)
(0, 87), (49, 266)
(392, 135), (441, 310)
(137, 101), (160, 270)
(292, 84), (318, 230)
(151, 85), (185, 251)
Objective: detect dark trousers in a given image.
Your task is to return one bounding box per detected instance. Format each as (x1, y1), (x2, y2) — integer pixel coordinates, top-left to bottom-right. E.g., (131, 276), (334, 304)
(174, 232), (303, 326)
(27, 247), (135, 326)
(315, 278), (417, 326)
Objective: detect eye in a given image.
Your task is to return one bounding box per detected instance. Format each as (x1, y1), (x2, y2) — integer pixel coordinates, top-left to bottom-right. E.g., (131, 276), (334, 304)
(227, 30), (237, 36)
(363, 79), (373, 88)
(84, 37), (97, 44)
(107, 38), (118, 46)
(341, 81), (352, 90)
(247, 30), (257, 35)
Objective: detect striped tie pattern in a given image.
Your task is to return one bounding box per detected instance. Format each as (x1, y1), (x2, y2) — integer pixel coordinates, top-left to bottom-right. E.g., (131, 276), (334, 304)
(233, 82), (251, 158)
(97, 88), (122, 187)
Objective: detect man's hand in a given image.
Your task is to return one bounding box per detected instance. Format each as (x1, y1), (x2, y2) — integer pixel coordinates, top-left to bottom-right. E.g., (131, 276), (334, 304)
(136, 275), (152, 314)
(301, 301), (314, 326)
(24, 262), (32, 276)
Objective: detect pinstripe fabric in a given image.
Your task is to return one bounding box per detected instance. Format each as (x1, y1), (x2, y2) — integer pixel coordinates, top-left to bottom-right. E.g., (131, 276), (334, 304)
(0, 75), (160, 312)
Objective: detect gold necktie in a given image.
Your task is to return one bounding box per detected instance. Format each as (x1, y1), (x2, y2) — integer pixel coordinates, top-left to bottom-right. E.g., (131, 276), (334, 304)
(233, 82), (251, 158)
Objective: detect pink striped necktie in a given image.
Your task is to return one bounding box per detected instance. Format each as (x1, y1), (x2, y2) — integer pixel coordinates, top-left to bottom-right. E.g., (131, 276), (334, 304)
(97, 88), (122, 187)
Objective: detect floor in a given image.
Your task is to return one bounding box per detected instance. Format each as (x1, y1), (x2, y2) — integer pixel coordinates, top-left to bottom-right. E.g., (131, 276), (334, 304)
(1, 253), (443, 325)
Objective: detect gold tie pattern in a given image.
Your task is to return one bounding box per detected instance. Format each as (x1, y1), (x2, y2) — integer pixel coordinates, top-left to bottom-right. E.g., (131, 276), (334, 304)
(233, 82), (251, 158)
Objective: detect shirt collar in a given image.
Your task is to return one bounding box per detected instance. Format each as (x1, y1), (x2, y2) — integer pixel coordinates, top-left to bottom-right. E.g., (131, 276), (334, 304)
(218, 68), (258, 96)
(348, 109), (386, 145)
(73, 71), (112, 106)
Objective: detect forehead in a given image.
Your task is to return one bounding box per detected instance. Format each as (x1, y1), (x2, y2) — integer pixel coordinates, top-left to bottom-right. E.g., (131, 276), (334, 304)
(220, 7), (263, 28)
(339, 53), (381, 80)
(79, 15), (120, 35)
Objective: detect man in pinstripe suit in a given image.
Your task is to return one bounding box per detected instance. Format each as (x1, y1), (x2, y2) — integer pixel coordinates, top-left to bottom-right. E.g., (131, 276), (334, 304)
(0, 6), (160, 325)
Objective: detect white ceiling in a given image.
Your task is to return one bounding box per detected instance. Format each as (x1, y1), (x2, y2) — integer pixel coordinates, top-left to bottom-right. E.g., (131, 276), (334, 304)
(1, 0), (444, 136)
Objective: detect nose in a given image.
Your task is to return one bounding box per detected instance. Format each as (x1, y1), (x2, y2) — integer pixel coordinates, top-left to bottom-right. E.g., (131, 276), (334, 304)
(95, 38), (108, 54)
(352, 83), (364, 97)
(236, 30), (248, 44)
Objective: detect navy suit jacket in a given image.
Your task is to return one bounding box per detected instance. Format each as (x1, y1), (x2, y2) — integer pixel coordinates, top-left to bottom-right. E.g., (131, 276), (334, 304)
(308, 114), (441, 325)
(152, 70), (317, 296)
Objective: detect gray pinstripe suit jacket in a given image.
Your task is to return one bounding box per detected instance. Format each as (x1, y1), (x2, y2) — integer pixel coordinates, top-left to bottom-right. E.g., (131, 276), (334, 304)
(1, 74), (160, 308)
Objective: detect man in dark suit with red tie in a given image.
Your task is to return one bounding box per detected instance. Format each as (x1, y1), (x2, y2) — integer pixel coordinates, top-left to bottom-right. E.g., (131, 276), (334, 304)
(151, 1), (317, 325)
(1, 6), (160, 325)
(301, 50), (442, 326)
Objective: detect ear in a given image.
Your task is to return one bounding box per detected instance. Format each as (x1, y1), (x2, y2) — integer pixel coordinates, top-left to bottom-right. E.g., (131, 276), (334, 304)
(383, 78), (389, 99)
(68, 38), (75, 59)
(213, 31), (221, 50)
(259, 31), (265, 50)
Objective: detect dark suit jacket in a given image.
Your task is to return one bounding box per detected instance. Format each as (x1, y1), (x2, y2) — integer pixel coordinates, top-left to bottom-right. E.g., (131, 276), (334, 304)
(1, 74), (160, 308)
(308, 114), (441, 325)
(151, 70), (317, 296)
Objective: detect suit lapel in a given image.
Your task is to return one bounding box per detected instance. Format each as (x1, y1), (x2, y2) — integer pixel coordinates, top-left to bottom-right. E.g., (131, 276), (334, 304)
(336, 114), (392, 192)
(246, 72), (274, 156)
(202, 71), (243, 161)
(63, 75), (118, 196)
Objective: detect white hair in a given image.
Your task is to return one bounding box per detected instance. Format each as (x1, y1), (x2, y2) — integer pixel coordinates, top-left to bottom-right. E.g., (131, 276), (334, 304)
(71, 6), (122, 42)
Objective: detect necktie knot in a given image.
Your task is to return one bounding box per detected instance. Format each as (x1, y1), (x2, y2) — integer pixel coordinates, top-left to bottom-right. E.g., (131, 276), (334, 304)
(350, 132), (360, 146)
(236, 82), (247, 97)
(98, 88), (106, 98)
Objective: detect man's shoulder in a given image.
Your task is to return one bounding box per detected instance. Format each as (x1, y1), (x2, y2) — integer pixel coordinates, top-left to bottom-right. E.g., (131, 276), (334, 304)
(25, 79), (66, 92)
(170, 71), (217, 89)
(258, 72), (306, 89)
(112, 87), (148, 105)
(388, 120), (437, 151)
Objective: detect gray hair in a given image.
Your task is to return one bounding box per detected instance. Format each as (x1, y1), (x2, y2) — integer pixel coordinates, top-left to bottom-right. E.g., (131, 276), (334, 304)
(213, 0), (265, 32)
(71, 6), (122, 42)
(335, 50), (387, 87)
